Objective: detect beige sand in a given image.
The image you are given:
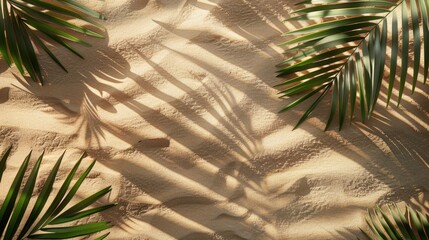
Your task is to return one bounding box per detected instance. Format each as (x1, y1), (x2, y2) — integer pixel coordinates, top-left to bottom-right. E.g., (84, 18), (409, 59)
(1, 0), (429, 239)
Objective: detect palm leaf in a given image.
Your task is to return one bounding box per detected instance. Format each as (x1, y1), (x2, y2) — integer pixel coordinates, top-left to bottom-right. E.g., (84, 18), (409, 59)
(0, 0), (105, 84)
(0, 147), (115, 239)
(277, 0), (428, 130)
(362, 203), (429, 240)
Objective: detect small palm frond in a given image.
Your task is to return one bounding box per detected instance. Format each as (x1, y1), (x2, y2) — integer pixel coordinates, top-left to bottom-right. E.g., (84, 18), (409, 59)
(0, 0), (106, 84)
(361, 203), (429, 240)
(0, 146), (116, 239)
(277, 0), (428, 130)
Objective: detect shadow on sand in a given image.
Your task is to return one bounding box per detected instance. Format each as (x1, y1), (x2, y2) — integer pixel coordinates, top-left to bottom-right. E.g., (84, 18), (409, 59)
(6, 0), (429, 239)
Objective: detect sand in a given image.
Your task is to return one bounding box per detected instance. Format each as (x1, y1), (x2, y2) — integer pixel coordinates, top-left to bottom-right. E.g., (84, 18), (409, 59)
(0, 0), (429, 239)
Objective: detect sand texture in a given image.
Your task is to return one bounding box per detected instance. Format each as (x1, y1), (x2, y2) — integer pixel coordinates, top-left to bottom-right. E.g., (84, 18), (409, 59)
(1, 0), (429, 239)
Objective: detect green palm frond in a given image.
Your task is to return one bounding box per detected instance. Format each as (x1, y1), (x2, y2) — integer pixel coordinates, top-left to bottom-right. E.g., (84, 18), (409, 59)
(361, 203), (429, 240)
(277, 0), (428, 130)
(0, 146), (116, 239)
(0, 0), (105, 84)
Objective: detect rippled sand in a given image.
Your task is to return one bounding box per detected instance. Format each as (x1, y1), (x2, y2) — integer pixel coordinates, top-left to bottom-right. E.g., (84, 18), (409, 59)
(0, 0), (428, 239)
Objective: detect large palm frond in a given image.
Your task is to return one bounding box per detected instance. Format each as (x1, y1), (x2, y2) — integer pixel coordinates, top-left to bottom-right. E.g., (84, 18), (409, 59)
(277, 0), (428, 130)
(0, 0), (105, 84)
(361, 203), (429, 240)
(0, 146), (115, 239)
